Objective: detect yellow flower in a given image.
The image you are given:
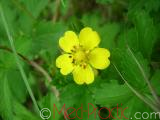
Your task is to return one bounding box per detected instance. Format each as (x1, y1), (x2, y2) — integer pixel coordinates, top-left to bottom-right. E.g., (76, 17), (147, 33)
(56, 27), (110, 85)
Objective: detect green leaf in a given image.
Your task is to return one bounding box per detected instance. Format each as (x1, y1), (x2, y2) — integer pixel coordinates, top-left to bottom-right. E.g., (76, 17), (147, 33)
(94, 80), (132, 106)
(39, 93), (61, 120)
(129, 11), (157, 58)
(32, 21), (66, 58)
(151, 70), (160, 95)
(128, 0), (160, 13)
(98, 23), (120, 49)
(144, 0), (160, 12)
(0, 51), (29, 103)
(0, 73), (13, 120)
(14, 35), (32, 56)
(96, 0), (114, 4)
(7, 69), (27, 103)
(112, 49), (150, 89)
(60, 84), (100, 120)
(122, 51), (149, 88)
(74, 90), (100, 120)
(60, 83), (85, 108)
(117, 28), (139, 52)
(68, 17), (84, 33)
(17, 14), (34, 35)
(0, 0), (18, 36)
(113, 97), (157, 120)
(81, 12), (101, 30)
(60, 0), (70, 15)
(20, 0), (49, 18)
(13, 102), (40, 120)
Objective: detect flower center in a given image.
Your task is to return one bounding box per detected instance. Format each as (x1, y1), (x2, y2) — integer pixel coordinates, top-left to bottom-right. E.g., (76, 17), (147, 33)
(70, 45), (89, 66)
(74, 50), (86, 63)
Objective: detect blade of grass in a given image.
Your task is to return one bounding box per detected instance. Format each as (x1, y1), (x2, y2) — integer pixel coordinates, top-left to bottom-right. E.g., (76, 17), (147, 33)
(113, 63), (160, 112)
(0, 5), (40, 113)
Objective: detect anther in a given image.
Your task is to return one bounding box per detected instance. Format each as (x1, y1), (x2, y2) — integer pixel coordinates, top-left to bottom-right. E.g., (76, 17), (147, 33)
(72, 59), (75, 64)
(83, 64), (87, 69)
(73, 45), (77, 49)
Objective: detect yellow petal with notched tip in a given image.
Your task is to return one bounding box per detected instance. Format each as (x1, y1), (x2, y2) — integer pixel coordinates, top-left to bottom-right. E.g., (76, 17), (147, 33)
(59, 31), (79, 53)
(72, 65), (94, 85)
(79, 27), (100, 50)
(56, 54), (74, 75)
(89, 48), (110, 69)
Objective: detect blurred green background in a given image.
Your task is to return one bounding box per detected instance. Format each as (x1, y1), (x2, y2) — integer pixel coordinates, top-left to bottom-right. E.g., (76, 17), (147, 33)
(0, 0), (160, 120)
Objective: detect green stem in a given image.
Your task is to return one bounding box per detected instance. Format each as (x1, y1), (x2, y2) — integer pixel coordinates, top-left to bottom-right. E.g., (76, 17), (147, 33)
(0, 5), (40, 113)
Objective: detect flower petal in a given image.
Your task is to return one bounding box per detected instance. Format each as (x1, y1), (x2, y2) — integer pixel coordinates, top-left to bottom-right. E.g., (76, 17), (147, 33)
(56, 54), (74, 75)
(79, 27), (100, 50)
(72, 65), (94, 85)
(59, 31), (79, 53)
(89, 48), (110, 69)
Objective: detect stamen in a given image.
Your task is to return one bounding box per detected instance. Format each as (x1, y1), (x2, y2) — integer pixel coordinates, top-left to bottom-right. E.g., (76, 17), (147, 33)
(73, 45), (77, 49)
(71, 49), (75, 52)
(80, 63), (87, 69)
(72, 59), (75, 64)
(83, 64), (87, 69)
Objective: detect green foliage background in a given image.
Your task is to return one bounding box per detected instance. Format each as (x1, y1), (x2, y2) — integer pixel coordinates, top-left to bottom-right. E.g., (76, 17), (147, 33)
(0, 0), (160, 120)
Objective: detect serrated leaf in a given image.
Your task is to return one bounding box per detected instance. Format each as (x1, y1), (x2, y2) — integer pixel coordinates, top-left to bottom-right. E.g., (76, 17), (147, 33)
(60, 83), (85, 108)
(122, 51), (150, 88)
(112, 49), (150, 89)
(94, 80), (132, 106)
(129, 11), (157, 58)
